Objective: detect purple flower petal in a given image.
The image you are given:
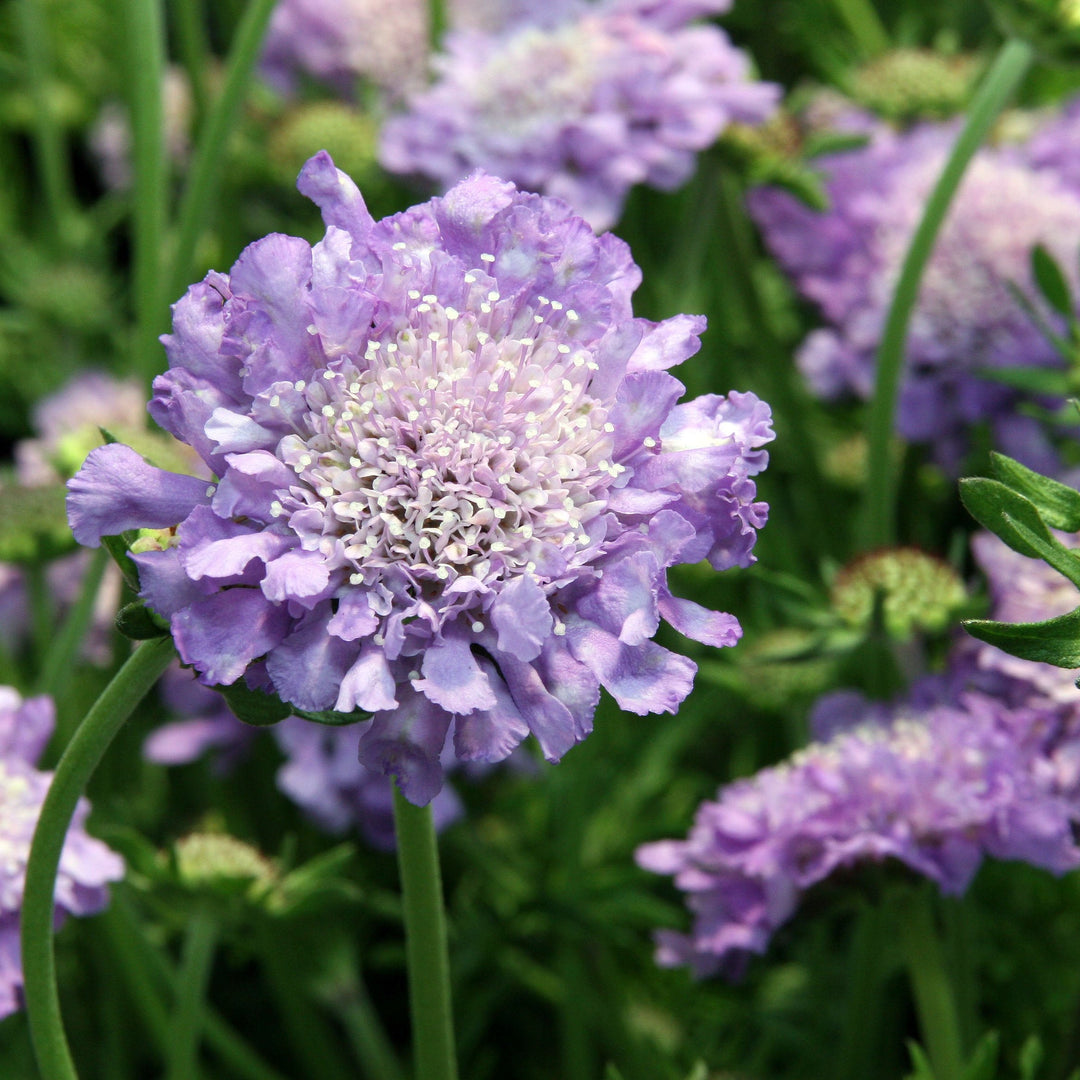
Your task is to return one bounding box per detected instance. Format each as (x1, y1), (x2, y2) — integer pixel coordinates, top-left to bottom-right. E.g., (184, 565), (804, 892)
(67, 443), (210, 546)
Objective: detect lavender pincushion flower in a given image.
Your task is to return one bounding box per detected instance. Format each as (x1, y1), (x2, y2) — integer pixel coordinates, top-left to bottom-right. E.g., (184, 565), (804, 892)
(748, 110), (1080, 469)
(637, 686), (1080, 977)
(0, 687), (124, 1016)
(68, 153), (773, 805)
(379, 0), (780, 230)
(260, 0), (429, 99)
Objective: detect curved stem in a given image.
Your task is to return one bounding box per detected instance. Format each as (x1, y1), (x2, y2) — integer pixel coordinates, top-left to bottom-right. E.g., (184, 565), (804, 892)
(21, 636), (176, 1080)
(165, 903), (219, 1080)
(168, 0), (279, 305)
(393, 786), (458, 1080)
(862, 37), (1034, 549)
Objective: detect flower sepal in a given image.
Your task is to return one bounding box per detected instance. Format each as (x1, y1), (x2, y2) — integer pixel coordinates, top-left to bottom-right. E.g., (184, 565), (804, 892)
(115, 600), (172, 640)
(210, 677), (372, 730)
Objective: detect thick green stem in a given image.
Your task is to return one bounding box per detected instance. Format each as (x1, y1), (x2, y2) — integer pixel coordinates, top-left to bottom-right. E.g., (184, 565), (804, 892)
(862, 38), (1034, 549)
(165, 903), (219, 1080)
(124, 0), (169, 384)
(899, 890), (965, 1080)
(21, 636), (176, 1080)
(428, 0), (446, 51)
(168, 0), (279, 304)
(171, 0), (211, 126)
(393, 786), (459, 1080)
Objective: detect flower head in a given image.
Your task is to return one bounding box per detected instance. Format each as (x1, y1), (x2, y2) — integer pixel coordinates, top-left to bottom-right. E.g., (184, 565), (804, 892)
(749, 105), (1080, 470)
(379, 0), (779, 230)
(69, 154), (773, 804)
(0, 688), (124, 1016)
(260, 0), (429, 99)
(637, 685), (1080, 978)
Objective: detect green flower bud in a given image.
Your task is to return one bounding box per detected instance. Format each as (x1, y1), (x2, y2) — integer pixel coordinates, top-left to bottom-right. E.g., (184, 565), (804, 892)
(848, 49), (979, 121)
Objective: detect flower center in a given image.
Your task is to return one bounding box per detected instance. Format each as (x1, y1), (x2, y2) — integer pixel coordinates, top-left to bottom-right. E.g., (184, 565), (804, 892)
(277, 271), (621, 590)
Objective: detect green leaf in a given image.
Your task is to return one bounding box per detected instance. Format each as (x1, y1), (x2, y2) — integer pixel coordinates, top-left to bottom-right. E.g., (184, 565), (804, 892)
(959, 477), (1056, 559)
(115, 601), (170, 640)
(974, 362), (1069, 396)
(904, 1040), (936, 1080)
(959, 477), (1080, 587)
(990, 451), (1080, 530)
(1032, 243), (1073, 317)
(963, 606), (1080, 668)
(960, 1031), (1000, 1080)
(100, 532), (143, 592)
(214, 680), (292, 727)
(292, 705), (372, 727)
(1018, 1035), (1044, 1080)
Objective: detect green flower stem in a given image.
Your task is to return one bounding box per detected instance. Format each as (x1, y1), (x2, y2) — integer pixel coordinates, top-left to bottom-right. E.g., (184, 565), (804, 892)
(168, 0), (279, 305)
(124, 0), (169, 385)
(21, 636), (176, 1080)
(171, 0), (211, 126)
(899, 889), (965, 1080)
(428, 0), (446, 50)
(393, 786), (459, 1080)
(34, 546), (109, 702)
(829, 0), (890, 56)
(14, 0), (79, 249)
(862, 37), (1034, 549)
(165, 903), (219, 1080)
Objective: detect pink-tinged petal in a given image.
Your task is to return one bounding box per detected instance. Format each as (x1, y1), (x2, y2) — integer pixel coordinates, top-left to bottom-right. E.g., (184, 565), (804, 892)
(172, 589), (290, 685)
(416, 632), (498, 715)
(626, 313), (706, 372)
(261, 549), (333, 606)
(490, 575), (553, 661)
(659, 591), (742, 647)
(265, 618), (357, 711)
(297, 151), (375, 239)
(498, 654), (583, 762)
(452, 656), (530, 762)
(567, 623), (696, 714)
(359, 690), (452, 806)
(577, 551), (660, 645)
(327, 591), (380, 641)
(67, 443), (210, 546)
(336, 642), (399, 712)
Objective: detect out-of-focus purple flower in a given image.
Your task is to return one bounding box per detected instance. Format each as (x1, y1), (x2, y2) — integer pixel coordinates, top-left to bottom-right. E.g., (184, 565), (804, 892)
(748, 108), (1080, 470)
(145, 665), (461, 848)
(261, 0), (429, 99)
(68, 154), (773, 805)
(379, 0), (779, 230)
(0, 687), (124, 1017)
(637, 685), (1080, 978)
(90, 66), (194, 193)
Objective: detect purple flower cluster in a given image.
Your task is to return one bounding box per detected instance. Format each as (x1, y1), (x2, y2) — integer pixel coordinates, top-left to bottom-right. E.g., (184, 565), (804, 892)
(748, 105), (1080, 470)
(379, 0), (779, 230)
(0, 688), (124, 1016)
(636, 685), (1080, 977)
(68, 155), (773, 805)
(260, 0), (429, 99)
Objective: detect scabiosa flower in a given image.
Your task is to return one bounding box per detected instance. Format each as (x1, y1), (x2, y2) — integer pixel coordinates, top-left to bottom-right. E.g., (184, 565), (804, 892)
(260, 0), (429, 100)
(0, 687), (124, 1016)
(68, 154), (773, 805)
(379, 0), (780, 231)
(748, 108), (1080, 470)
(636, 685), (1080, 978)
